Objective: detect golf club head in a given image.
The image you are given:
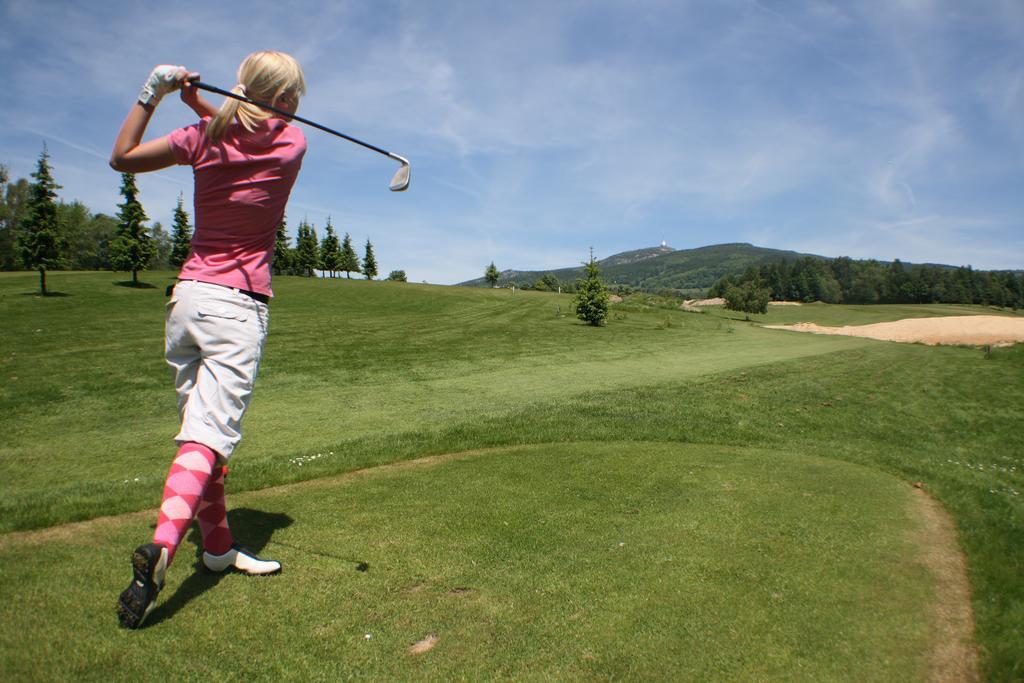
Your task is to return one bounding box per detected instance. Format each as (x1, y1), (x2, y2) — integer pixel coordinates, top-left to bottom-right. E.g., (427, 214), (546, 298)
(389, 154), (410, 192)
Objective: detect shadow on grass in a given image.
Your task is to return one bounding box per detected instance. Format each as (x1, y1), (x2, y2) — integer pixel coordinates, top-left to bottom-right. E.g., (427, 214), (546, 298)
(271, 539), (370, 573)
(19, 291), (71, 297)
(114, 280), (157, 289)
(144, 508), (293, 627)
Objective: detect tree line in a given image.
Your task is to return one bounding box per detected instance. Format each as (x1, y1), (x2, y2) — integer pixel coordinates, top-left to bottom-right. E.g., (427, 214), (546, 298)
(483, 262), (577, 293)
(1, 147), (404, 294)
(708, 255), (1024, 309)
(272, 215), (404, 281)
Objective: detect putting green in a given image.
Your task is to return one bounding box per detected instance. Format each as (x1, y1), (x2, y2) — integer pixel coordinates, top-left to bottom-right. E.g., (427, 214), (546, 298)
(0, 442), (960, 680)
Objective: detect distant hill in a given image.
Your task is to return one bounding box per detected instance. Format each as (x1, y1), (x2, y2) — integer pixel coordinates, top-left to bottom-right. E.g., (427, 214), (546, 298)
(460, 243), (827, 293)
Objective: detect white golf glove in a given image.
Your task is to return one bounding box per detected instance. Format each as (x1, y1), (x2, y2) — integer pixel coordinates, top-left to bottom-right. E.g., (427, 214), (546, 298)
(138, 65), (186, 106)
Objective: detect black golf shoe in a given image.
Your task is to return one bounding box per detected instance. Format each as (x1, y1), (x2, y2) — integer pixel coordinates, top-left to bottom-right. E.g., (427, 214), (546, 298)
(116, 543), (168, 629)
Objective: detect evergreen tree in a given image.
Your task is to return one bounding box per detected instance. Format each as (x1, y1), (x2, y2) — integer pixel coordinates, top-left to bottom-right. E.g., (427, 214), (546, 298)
(109, 172), (155, 286)
(319, 218), (342, 278)
(574, 249), (609, 326)
(169, 194), (192, 268)
(387, 270), (407, 282)
(273, 214), (293, 275)
(294, 220), (319, 277)
(362, 239), (378, 280)
(485, 261), (500, 287)
(16, 146), (65, 295)
(339, 232), (360, 278)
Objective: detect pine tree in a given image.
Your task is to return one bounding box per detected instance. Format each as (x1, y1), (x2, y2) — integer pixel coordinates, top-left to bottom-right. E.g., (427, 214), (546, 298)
(485, 261), (500, 287)
(16, 146), (65, 295)
(294, 220), (319, 277)
(573, 249), (609, 326)
(362, 239), (378, 280)
(169, 193), (192, 268)
(109, 173), (155, 286)
(273, 214), (293, 275)
(339, 232), (360, 279)
(319, 218), (342, 278)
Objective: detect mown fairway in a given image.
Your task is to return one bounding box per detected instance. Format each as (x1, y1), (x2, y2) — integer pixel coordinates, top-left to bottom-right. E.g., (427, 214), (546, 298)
(0, 271), (872, 531)
(3, 443), (935, 680)
(1, 271), (1022, 679)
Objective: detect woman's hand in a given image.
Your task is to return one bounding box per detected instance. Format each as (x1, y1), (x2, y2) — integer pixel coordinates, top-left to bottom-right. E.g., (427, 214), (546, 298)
(179, 72), (200, 106)
(179, 72), (218, 118)
(138, 65), (187, 106)
(110, 65), (184, 172)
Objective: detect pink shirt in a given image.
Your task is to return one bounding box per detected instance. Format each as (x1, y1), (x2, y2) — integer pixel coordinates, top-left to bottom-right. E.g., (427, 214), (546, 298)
(168, 117), (306, 296)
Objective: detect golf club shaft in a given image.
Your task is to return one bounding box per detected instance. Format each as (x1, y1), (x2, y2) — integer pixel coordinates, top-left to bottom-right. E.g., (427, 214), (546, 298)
(188, 79), (394, 159)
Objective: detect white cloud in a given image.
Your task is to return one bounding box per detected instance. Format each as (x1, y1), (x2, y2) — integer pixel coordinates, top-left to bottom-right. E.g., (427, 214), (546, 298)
(2, 0), (1022, 278)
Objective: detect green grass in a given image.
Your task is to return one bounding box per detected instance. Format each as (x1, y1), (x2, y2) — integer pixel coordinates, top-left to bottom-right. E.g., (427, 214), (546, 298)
(0, 270), (871, 531)
(1, 270), (1022, 679)
(1, 443), (934, 680)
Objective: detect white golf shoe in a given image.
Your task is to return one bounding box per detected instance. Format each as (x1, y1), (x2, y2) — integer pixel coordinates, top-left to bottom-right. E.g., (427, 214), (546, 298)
(202, 545), (281, 575)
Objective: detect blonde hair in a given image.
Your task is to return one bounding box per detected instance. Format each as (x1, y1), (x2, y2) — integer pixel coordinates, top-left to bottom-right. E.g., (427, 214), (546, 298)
(207, 51), (307, 140)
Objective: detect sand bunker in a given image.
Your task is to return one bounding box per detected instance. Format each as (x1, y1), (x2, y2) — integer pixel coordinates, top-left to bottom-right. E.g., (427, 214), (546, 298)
(683, 299), (803, 307)
(765, 315), (1024, 347)
(683, 299), (802, 311)
(683, 297), (725, 307)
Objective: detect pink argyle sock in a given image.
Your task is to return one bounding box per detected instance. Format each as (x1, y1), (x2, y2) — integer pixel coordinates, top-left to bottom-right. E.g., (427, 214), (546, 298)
(152, 442), (217, 563)
(197, 465), (234, 556)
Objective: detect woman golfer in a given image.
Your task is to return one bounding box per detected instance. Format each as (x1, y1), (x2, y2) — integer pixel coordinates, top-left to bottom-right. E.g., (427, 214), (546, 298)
(110, 51), (306, 628)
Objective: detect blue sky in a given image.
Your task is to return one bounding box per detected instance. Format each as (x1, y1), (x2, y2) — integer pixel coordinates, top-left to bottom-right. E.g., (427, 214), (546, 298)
(2, 0), (1022, 283)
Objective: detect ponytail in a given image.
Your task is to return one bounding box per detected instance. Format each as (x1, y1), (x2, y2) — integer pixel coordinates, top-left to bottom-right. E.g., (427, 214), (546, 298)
(205, 52), (306, 141)
(206, 85), (247, 140)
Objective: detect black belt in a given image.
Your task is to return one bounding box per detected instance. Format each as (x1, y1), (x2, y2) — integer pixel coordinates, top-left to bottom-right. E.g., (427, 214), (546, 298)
(238, 288), (270, 305)
(167, 281), (270, 305)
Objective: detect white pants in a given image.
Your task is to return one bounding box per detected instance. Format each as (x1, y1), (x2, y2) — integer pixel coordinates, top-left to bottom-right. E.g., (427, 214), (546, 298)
(165, 280), (269, 461)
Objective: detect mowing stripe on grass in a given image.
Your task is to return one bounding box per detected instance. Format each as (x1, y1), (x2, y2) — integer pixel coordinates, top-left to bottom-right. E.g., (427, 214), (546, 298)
(2, 272), (1015, 677)
(0, 271), (876, 533)
(0, 448), (492, 549)
(0, 442), (974, 680)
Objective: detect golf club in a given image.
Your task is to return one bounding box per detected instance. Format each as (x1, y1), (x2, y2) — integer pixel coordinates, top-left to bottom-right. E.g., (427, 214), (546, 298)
(186, 77), (410, 192)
